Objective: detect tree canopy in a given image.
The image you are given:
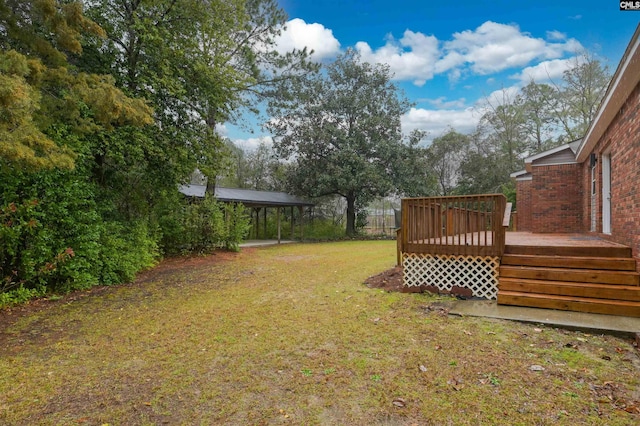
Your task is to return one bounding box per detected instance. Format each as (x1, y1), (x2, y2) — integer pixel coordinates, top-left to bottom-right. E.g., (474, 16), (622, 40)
(267, 49), (419, 235)
(0, 0), (305, 303)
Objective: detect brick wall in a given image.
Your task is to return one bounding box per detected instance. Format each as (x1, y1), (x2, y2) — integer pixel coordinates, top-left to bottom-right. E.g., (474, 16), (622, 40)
(515, 179), (532, 231)
(585, 81), (640, 266)
(530, 163), (583, 233)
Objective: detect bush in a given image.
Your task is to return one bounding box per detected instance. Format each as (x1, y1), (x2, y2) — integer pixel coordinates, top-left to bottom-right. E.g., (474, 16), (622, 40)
(98, 220), (158, 285)
(0, 169), (103, 294)
(157, 195), (250, 255)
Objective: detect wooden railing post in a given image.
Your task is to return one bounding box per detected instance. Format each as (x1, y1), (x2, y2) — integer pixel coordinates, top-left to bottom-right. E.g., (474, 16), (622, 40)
(401, 194), (508, 257)
(396, 228), (402, 266)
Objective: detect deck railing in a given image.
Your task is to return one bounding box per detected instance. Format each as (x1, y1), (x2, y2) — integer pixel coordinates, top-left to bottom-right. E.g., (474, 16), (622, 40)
(400, 194), (508, 257)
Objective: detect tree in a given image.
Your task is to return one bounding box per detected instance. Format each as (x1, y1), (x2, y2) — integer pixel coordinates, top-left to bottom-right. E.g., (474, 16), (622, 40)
(267, 49), (413, 235)
(519, 81), (557, 152)
(547, 52), (610, 142)
(0, 0), (151, 171)
(426, 129), (469, 196)
(83, 0), (315, 188)
(478, 88), (527, 174)
(219, 140), (286, 191)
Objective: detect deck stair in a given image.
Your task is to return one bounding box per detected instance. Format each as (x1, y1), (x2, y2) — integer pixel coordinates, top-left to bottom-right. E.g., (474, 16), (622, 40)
(498, 244), (640, 317)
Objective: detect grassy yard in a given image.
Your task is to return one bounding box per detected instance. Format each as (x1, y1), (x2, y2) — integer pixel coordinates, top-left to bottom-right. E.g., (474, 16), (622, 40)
(1, 241), (639, 425)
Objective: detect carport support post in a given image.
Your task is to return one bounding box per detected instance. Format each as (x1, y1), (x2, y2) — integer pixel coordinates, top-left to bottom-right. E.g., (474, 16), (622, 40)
(254, 208), (260, 239)
(263, 207), (267, 238)
(277, 207), (281, 244)
(290, 206), (295, 239)
(298, 206), (304, 241)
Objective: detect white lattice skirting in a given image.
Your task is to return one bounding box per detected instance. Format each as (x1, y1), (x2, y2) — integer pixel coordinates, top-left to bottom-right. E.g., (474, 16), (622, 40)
(402, 253), (499, 300)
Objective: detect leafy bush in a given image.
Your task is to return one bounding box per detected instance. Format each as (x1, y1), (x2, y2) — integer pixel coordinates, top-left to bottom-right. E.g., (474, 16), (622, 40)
(0, 284), (47, 308)
(0, 169), (103, 294)
(98, 220), (158, 285)
(158, 195), (250, 255)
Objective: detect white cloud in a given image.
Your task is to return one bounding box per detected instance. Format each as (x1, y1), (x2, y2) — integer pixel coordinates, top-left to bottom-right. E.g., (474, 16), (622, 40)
(275, 18), (341, 61)
(546, 30), (566, 41)
(401, 107), (479, 139)
(350, 21), (582, 87)
(215, 123), (228, 137)
(355, 30), (440, 86)
(482, 86), (522, 108)
(510, 57), (577, 83)
(438, 21), (582, 75)
(422, 96), (467, 109)
(232, 136), (273, 151)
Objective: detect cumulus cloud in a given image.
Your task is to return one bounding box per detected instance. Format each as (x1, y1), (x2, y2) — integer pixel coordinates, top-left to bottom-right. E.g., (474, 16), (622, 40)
(546, 30), (566, 41)
(275, 18), (341, 61)
(232, 136), (273, 151)
(421, 96), (467, 109)
(510, 57), (577, 83)
(438, 21), (582, 75)
(355, 30), (440, 86)
(350, 21), (582, 87)
(401, 107), (480, 139)
(482, 85), (522, 108)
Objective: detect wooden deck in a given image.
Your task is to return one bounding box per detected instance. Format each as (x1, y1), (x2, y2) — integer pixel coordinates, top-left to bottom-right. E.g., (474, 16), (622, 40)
(498, 232), (640, 318)
(506, 232), (630, 249)
(399, 194), (640, 317)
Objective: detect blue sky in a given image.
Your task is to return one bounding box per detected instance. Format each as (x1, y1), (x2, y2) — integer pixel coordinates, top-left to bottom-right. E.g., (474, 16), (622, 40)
(224, 0), (639, 149)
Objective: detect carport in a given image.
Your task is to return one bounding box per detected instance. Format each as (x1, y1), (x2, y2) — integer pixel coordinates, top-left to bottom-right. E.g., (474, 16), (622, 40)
(178, 185), (314, 243)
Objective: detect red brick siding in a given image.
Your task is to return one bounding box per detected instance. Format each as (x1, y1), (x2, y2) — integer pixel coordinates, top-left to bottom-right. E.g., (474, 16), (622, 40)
(515, 179), (532, 231)
(530, 163), (583, 233)
(585, 81), (640, 268)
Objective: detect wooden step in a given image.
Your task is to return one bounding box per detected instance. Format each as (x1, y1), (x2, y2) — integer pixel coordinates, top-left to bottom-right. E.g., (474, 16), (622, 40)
(505, 245), (632, 258)
(497, 291), (640, 317)
(499, 278), (640, 301)
(500, 266), (640, 285)
(501, 254), (637, 271)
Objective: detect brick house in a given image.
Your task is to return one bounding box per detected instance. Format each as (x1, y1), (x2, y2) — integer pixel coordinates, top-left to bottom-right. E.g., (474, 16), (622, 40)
(512, 24), (640, 269)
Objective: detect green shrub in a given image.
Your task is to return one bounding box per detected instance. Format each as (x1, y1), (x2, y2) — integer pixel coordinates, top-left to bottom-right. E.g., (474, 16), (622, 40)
(0, 284), (47, 308)
(98, 220), (158, 285)
(158, 195), (250, 255)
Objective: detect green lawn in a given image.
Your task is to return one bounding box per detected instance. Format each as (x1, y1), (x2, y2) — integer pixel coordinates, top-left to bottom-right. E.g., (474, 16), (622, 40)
(1, 241), (638, 425)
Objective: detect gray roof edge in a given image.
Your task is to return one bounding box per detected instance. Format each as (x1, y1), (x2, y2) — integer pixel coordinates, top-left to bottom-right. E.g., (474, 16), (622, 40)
(176, 185), (314, 207)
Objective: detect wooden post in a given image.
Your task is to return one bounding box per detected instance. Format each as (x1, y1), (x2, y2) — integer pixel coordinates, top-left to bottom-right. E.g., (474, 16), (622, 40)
(396, 228), (402, 266)
(277, 207), (281, 244)
(263, 207), (267, 238)
(298, 206), (304, 241)
(255, 208), (260, 239)
(290, 206), (295, 239)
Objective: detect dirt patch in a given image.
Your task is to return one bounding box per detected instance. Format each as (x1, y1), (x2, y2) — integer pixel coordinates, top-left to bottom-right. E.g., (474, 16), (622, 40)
(364, 266), (403, 292)
(0, 249), (245, 327)
(134, 249), (245, 284)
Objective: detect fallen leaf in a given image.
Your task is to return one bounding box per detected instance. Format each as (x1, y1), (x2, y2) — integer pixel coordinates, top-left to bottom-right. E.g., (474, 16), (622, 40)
(393, 397), (406, 408)
(529, 365), (545, 372)
(463, 330), (472, 336)
(419, 365), (428, 372)
(624, 405), (640, 414)
(447, 377), (464, 391)
(435, 345), (442, 350)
